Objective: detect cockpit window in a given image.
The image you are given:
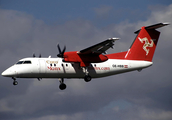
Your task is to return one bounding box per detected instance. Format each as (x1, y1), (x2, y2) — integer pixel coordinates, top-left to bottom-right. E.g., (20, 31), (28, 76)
(16, 60), (32, 65)
(16, 61), (24, 64)
(23, 61), (32, 64)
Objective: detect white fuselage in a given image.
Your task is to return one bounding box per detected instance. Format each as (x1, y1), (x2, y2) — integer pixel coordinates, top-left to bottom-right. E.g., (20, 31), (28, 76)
(2, 57), (153, 79)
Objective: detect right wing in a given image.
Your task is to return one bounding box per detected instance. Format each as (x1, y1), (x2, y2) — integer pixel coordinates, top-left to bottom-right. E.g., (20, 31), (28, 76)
(78, 38), (119, 55)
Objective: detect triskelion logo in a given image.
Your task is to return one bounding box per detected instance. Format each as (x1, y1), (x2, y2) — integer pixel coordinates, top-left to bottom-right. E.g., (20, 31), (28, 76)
(138, 37), (154, 55)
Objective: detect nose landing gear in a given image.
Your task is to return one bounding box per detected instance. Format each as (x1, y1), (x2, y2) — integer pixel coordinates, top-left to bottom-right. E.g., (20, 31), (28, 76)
(12, 77), (18, 85)
(59, 78), (66, 90)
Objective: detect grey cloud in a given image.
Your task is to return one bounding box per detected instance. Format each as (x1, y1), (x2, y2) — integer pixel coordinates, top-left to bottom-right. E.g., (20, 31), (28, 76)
(94, 5), (113, 18)
(0, 4), (172, 120)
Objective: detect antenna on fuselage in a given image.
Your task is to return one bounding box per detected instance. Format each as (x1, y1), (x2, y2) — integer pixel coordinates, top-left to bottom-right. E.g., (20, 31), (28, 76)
(39, 54), (41, 58)
(33, 53), (36, 57)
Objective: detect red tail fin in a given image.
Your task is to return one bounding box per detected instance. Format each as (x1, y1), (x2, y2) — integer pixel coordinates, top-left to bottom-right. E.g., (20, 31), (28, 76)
(125, 23), (169, 61)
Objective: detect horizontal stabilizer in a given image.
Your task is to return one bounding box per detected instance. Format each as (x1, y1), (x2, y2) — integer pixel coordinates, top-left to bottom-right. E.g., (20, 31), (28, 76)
(135, 23), (170, 34)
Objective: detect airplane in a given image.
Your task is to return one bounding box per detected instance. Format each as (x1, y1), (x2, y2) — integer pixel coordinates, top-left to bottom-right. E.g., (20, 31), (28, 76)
(1, 23), (169, 90)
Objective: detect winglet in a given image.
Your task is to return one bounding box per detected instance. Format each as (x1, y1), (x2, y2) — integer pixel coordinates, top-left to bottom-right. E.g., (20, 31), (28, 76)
(108, 38), (120, 41)
(135, 23), (170, 34)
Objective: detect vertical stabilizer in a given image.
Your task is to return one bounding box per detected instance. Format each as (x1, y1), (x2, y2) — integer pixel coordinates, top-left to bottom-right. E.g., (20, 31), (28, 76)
(125, 23), (169, 61)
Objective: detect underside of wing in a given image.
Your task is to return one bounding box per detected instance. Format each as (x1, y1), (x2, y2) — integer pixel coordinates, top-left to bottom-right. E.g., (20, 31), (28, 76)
(79, 38), (119, 55)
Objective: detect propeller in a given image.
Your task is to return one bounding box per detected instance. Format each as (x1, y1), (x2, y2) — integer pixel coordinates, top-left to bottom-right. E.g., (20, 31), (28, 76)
(57, 44), (66, 58)
(33, 53), (41, 58)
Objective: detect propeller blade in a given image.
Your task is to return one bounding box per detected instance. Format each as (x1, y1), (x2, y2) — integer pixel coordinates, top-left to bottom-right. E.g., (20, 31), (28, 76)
(62, 45), (66, 55)
(57, 44), (66, 58)
(57, 44), (62, 54)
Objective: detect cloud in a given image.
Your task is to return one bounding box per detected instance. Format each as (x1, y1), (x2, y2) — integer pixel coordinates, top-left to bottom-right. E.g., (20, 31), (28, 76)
(0, 4), (172, 120)
(94, 5), (113, 18)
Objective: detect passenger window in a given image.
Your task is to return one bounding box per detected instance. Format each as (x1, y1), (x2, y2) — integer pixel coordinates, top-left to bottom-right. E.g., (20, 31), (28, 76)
(23, 61), (31, 64)
(16, 61), (24, 64)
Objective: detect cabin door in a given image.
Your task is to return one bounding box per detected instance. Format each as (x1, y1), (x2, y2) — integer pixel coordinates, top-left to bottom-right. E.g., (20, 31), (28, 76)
(39, 59), (46, 73)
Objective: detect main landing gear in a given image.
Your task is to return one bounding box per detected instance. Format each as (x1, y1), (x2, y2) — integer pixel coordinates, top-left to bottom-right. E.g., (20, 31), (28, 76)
(58, 67), (92, 90)
(82, 67), (92, 82)
(84, 75), (92, 82)
(59, 78), (66, 90)
(12, 77), (18, 85)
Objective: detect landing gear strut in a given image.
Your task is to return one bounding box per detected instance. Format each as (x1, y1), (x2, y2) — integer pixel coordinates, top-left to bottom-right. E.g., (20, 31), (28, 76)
(12, 77), (18, 85)
(82, 67), (92, 82)
(59, 78), (66, 90)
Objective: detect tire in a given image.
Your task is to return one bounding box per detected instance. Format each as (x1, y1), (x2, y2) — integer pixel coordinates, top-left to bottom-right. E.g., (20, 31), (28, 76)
(13, 81), (18, 85)
(84, 75), (92, 82)
(59, 83), (67, 90)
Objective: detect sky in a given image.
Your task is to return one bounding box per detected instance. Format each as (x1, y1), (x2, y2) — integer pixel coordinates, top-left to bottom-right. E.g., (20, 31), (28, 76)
(0, 0), (172, 120)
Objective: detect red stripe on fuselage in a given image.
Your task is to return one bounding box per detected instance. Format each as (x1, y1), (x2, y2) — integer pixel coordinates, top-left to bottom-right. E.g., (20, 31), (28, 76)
(106, 51), (127, 59)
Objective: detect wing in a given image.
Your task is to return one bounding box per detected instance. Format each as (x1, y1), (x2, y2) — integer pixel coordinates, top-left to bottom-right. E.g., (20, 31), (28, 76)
(78, 38), (119, 55)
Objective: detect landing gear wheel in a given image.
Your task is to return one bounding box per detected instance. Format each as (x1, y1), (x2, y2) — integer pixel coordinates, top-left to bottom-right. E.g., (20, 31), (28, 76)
(84, 75), (92, 82)
(59, 83), (66, 90)
(13, 81), (18, 85)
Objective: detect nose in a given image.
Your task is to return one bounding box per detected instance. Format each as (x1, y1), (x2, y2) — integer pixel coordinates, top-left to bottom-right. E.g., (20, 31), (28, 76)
(1, 68), (16, 77)
(2, 69), (11, 77)
(1, 70), (6, 76)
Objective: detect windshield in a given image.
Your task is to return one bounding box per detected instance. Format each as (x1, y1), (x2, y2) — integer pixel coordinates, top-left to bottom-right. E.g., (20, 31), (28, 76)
(16, 61), (24, 64)
(16, 60), (32, 65)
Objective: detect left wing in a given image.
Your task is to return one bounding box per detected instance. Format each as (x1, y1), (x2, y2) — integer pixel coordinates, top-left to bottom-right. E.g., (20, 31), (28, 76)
(78, 38), (119, 55)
